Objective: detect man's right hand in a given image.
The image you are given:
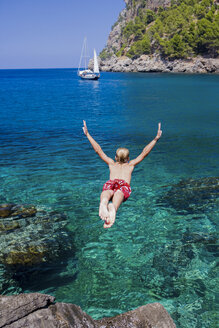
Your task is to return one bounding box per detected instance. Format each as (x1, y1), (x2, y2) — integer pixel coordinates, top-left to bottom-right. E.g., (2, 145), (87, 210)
(155, 122), (162, 141)
(82, 120), (88, 136)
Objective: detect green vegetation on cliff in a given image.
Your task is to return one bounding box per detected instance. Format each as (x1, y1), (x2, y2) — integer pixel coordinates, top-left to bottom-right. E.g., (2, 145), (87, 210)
(100, 0), (219, 60)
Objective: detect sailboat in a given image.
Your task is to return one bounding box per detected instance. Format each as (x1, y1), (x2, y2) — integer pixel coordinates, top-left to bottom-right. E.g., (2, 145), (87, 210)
(78, 38), (100, 80)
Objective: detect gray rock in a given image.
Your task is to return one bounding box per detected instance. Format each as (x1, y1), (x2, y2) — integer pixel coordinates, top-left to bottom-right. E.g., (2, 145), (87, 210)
(0, 293), (55, 327)
(0, 293), (176, 328)
(98, 302), (176, 328)
(0, 293), (96, 328)
(100, 55), (219, 74)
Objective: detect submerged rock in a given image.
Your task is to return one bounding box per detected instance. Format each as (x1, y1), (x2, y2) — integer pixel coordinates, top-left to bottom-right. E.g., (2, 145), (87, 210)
(182, 230), (218, 255)
(149, 242), (195, 298)
(158, 177), (219, 214)
(0, 292), (176, 328)
(0, 204), (37, 219)
(0, 204), (74, 294)
(0, 204), (73, 266)
(0, 204), (14, 218)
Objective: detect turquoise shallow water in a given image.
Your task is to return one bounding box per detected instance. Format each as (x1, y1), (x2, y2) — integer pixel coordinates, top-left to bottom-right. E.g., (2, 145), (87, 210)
(0, 69), (218, 327)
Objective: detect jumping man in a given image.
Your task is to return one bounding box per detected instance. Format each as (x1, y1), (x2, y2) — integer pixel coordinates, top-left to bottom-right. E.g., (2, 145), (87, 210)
(83, 121), (162, 228)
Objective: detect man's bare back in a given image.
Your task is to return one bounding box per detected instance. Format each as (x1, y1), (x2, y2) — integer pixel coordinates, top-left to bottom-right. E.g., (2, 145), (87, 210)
(83, 120), (162, 228)
(109, 162), (134, 185)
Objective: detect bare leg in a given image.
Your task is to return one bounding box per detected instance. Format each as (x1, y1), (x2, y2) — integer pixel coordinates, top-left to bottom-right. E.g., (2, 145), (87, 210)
(104, 190), (124, 229)
(99, 190), (114, 221)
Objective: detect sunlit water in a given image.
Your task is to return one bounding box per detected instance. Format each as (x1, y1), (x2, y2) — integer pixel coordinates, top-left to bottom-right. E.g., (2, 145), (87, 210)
(0, 69), (218, 327)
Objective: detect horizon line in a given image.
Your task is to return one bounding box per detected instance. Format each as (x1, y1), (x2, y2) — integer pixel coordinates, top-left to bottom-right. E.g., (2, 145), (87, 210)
(0, 67), (79, 70)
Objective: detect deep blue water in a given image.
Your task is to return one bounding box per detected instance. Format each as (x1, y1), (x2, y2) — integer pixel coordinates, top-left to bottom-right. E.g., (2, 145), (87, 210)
(0, 69), (218, 327)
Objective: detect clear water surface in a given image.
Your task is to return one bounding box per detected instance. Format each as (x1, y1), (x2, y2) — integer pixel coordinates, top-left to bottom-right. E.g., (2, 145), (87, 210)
(0, 69), (218, 327)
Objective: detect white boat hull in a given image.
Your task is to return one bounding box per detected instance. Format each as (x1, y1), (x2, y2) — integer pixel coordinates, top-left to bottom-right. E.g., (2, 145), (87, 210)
(79, 71), (100, 80)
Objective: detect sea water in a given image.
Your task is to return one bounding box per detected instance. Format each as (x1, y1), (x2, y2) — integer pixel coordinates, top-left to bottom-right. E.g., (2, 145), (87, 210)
(0, 69), (218, 327)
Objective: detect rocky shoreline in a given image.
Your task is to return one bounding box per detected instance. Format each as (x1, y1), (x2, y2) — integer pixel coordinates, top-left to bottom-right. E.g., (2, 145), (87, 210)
(99, 54), (219, 74)
(0, 292), (176, 328)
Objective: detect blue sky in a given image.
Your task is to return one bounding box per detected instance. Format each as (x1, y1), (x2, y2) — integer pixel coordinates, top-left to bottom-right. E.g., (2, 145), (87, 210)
(0, 0), (125, 69)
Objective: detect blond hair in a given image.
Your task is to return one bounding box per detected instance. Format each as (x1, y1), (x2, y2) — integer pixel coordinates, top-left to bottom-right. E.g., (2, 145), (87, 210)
(116, 148), (129, 163)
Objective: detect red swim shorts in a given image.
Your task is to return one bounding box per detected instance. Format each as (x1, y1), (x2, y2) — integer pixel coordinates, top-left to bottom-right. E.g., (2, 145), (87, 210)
(102, 179), (131, 201)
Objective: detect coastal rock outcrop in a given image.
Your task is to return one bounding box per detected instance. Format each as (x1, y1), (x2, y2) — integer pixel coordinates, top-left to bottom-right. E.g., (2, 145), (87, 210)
(99, 54), (219, 73)
(0, 292), (176, 328)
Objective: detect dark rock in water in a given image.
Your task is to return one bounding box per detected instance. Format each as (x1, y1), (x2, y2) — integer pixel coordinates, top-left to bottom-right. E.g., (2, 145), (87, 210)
(182, 230), (217, 245)
(0, 204), (14, 218)
(0, 204), (37, 219)
(159, 177), (219, 214)
(0, 204), (73, 267)
(0, 292), (176, 328)
(0, 204), (74, 295)
(10, 204), (37, 218)
(0, 219), (20, 232)
(149, 241), (199, 298)
(182, 230), (218, 255)
(153, 242), (194, 277)
(0, 204), (37, 231)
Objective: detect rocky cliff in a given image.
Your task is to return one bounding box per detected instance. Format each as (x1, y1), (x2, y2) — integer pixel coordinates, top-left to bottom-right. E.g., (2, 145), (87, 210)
(98, 0), (219, 73)
(103, 0), (171, 56)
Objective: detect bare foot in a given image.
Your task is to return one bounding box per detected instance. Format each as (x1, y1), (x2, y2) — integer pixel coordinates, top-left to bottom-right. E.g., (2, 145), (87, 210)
(99, 200), (109, 221)
(104, 203), (116, 229)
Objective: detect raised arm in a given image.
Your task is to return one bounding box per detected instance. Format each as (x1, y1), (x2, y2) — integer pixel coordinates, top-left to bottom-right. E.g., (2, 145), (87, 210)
(129, 123), (162, 167)
(82, 120), (114, 165)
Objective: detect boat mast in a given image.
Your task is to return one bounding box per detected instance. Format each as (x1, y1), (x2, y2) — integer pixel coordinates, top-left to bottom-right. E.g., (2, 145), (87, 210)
(78, 37), (90, 74)
(78, 38), (85, 74)
(84, 37), (87, 70)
